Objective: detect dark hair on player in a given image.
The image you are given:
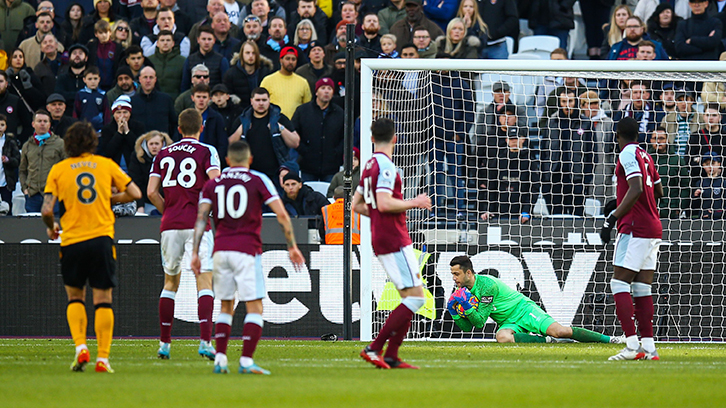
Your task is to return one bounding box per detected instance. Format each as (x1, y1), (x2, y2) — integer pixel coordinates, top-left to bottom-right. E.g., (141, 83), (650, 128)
(227, 140), (251, 163)
(450, 255), (474, 274)
(191, 83), (211, 95)
(64, 121), (99, 157)
(617, 117), (640, 142)
(250, 87), (269, 97)
(370, 118), (395, 143)
(178, 108), (203, 136)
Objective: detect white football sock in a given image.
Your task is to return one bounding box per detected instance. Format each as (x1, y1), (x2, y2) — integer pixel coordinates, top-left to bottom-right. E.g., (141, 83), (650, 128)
(641, 337), (656, 353)
(626, 335), (640, 350)
(240, 356), (254, 367)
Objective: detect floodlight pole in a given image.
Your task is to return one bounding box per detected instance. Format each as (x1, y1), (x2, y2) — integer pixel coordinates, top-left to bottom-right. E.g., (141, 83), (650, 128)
(342, 23), (355, 341)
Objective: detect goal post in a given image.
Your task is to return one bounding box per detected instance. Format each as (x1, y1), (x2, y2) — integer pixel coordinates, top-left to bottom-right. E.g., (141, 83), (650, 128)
(358, 59), (726, 342)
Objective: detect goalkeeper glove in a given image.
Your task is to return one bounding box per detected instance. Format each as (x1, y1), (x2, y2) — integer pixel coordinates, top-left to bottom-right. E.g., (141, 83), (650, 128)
(600, 210), (617, 244)
(452, 287), (474, 312)
(446, 295), (459, 319)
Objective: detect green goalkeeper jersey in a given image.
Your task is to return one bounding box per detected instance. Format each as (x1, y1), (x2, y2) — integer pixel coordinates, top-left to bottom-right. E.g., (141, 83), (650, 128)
(453, 274), (536, 332)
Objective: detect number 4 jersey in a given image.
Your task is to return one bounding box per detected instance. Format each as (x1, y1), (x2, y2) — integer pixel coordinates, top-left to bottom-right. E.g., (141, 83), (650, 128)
(200, 167), (280, 255)
(615, 143), (662, 239)
(150, 138), (220, 232)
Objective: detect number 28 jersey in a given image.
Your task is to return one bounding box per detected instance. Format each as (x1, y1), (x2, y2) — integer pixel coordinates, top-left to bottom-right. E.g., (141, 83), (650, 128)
(357, 152), (412, 255)
(200, 167), (280, 255)
(615, 143), (662, 239)
(150, 138), (220, 232)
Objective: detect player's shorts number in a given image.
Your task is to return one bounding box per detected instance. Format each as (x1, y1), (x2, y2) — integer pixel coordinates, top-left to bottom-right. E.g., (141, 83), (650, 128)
(160, 157), (197, 188)
(214, 184), (248, 219)
(76, 172), (97, 204)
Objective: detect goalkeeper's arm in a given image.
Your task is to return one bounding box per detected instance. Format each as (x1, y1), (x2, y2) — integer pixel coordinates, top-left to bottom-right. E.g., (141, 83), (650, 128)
(452, 314), (474, 332)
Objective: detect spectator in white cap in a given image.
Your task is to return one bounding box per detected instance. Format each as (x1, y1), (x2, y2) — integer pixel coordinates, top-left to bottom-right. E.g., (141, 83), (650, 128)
(101, 95), (147, 170)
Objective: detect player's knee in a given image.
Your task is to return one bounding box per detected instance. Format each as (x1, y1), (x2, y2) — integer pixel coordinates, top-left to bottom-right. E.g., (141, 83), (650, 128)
(549, 325), (571, 338)
(610, 278), (631, 295)
(632, 282), (651, 297)
(496, 331), (515, 343)
(401, 296), (425, 313)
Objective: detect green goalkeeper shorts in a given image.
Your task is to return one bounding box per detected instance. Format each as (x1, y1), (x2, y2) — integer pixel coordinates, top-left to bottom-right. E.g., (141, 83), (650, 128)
(497, 301), (556, 336)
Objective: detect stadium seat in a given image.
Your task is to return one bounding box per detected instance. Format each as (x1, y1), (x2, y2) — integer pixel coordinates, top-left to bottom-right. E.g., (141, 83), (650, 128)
(508, 53), (542, 60)
(505, 36), (514, 57)
(518, 35), (560, 59)
(585, 198), (602, 217)
(532, 194), (549, 216)
(306, 181), (330, 196)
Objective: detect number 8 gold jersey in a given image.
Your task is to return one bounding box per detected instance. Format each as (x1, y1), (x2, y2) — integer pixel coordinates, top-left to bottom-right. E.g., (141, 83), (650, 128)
(44, 153), (132, 246)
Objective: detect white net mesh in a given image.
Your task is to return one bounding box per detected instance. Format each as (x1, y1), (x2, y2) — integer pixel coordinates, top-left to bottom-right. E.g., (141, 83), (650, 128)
(362, 61), (726, 342)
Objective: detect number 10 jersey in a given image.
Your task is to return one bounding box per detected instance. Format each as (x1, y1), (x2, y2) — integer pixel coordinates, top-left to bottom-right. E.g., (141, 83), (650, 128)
(150, 138), (220, 232)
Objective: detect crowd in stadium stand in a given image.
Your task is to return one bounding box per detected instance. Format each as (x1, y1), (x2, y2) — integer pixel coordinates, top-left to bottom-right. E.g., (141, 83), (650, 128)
(0, 0), (724, 222)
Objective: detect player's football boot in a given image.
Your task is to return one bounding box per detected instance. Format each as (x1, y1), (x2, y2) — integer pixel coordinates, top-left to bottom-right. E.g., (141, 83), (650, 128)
(636, 348), (660, 361)
(157, 342), (171, 359)
(70, 347), (90, 372)
(546, 336), (575, 343)
(95, 360), (115, 373)
(608, 347), (641, 360)
(213, 354), (229, 374)
(239, 363), (271, 375)
(198, 340), (216, 360)
(384, 358), (419, 369)
(609, 335), (626, 344)
(360, 346), (391, 369)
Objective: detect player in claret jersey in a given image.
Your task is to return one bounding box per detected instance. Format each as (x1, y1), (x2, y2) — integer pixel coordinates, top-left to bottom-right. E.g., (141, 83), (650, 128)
(352, 118), (432, 369)
(191, 141), (305, 375)
(147, 108), (221, 360)
(601, 117), (664, 361)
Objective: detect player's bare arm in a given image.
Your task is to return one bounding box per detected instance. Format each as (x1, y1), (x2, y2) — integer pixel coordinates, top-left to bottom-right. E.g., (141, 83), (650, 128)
(111, 181), (142, 204)
(352, 191), (370, 217)
(614, 177), (644, 218)
(190, 201), (213, 276)
(268, 198), (305, 268)
(207, 168), (221, 179)
(40, 193), (60, 239)
(375, 192), (431, 213)
(229, 125), (243, 143)
(654, 181), (664, 200)
(147, 176), (165, 213)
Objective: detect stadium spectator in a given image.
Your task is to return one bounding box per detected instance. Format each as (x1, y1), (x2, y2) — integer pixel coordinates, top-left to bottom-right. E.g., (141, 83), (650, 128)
(260, 46), (312, 119)
(295, 44), (333, 94)
(78, 0), (118, 45)
(86, 20), (125, 91)
(601, 5), (632, 57)
(106, 66), (138, 106)
(159, 0), (193, 35)
(181, 26), (230, 91)
(19, 110), (66, 213)
(0, 0), (35, 54)
(701, 53), (726, 109)
(15, 1), (67, 49)
(647, 127), (690, 218)
(188, 83), (229, 161)
(59, 3), (85, 48)
(240, 14), (265, 45)
(674, 0), (722, 60)
(229, 87), (300, 189)
(378, 33), (399, 58)
(291, 77), (345, 182)
(359, 13), (383, 57)
(580, 91), (615, 203)
(477, 81), (527, 137)
(613, 80), (656, 145)
(188, 0), (240, 52)
(526, 0), (574, 49)
(288, 0), (328, 47)
(124, 45), (151, 78)
(378, 0), (406, 35)
(478, 0), (517, 59)
(281, 171), (330, 217)
(111, 20), (133, 49)
(47, 94), (77, 139)
(646, 3), (683, 58)
(477, 103), (517, 167)
(534, 48), (568, 118)
(147, 30), (186, 101)
(400, 43), (418, 58)
(73, 67), (111, 133)
(636, 0), (690, 22)
(34, 34), (62, 96)
(224, 41), (273, 110)
(100, 95), (146, 167)
(211, 11), (241, 61)
(0, 71), (33, 144)
(210, 83), (243, 134)
(423, 0), (457, 32)
(456, 0), (487, 58)
(6, 49), (47, 112)
(176, 64), (210, 114)
(541, 76), (588, 126)
(607, 16), (669, 60)
(292, 19), (320, 59)
(660, 89), (704, 157)
(334, 1), (363, 40)
(434, 18), (479, 59)
(479, 126), (539, 223)
(260, 16), (295, 71)
(654, 82), (677, 123)
(692, 152), (724, 219)
(578, 0), (611, 59)
(327, 147), (360, 198)
(130, 0), (160, 41)
(541, 89), (595, 216)
(131, 66), (177, 137)
(324, 21), (354, 65)
(222, 0), (243, 27)
(18, 12), (64, 70)
(239, 0), (286, 32)
(688, 104), (725, 176)
(389, 0), (443, 53)
(320, 186), (361, 244)
(412, 26), (437, 58)
(128, 130), (173, 214)
(636, 40), (658, 60)
(140, 8), (192, 58)
(0, 114), (20, 214)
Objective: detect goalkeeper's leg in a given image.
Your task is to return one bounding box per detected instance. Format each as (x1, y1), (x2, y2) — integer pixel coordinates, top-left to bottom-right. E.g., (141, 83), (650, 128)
(546, 322), (612, 343)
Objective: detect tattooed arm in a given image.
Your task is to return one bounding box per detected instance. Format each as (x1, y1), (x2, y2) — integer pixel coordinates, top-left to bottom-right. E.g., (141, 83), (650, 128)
(268, 198), (305, 268)
(41, 193), (60, 239)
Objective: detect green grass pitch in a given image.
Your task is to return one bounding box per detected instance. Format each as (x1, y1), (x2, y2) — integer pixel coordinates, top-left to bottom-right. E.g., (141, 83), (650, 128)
(2, 339), (725, 408)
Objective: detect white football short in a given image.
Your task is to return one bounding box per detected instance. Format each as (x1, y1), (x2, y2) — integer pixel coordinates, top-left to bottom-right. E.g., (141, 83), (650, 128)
(613, 233), (661, 272)
(160, 229), (213, 275)
(377, 245), (422, 290)
(212, 251), (265, 301)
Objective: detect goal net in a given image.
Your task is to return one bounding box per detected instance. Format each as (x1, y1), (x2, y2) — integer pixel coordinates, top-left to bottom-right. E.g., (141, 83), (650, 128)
(358, 59), (726, 342)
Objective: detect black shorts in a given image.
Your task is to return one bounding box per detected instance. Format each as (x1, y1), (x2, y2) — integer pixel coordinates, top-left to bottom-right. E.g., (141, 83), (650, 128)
(61, 236), (117, 289)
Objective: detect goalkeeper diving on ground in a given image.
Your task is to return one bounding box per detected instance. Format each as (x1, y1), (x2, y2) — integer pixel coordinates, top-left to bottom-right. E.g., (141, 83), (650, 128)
(447, 255), (623, 344)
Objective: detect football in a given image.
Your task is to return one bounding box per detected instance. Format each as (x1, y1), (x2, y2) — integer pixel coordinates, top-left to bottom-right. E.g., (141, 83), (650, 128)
(451, 288), (479, 318)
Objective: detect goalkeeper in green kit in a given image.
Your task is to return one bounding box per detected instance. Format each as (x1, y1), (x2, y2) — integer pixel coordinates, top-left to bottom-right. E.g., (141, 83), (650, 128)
(447, 256), (622, 344)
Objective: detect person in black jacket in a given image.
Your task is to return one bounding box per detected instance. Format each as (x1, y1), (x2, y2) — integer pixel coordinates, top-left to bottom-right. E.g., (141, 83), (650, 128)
(0, 114), (21, 214)
(100, 95), (146, 168)
(675, 0), (723, 61)
(527, 0), (574, 49)
(223, 40), (273, 110)
(184, 83), (229, 161)
(291, 77), (345, 182)
(54, 44), (89, 116)
(130, 67), (177, 138)
(210, 84), (243, 134)
(0, 71), (33, 145)
(478, 0), (518, 58)
(281, 171), (330, 217)
(647, 3), (682, 58)
(286, 0), (328, 47)
(181, 25), (230, 91)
